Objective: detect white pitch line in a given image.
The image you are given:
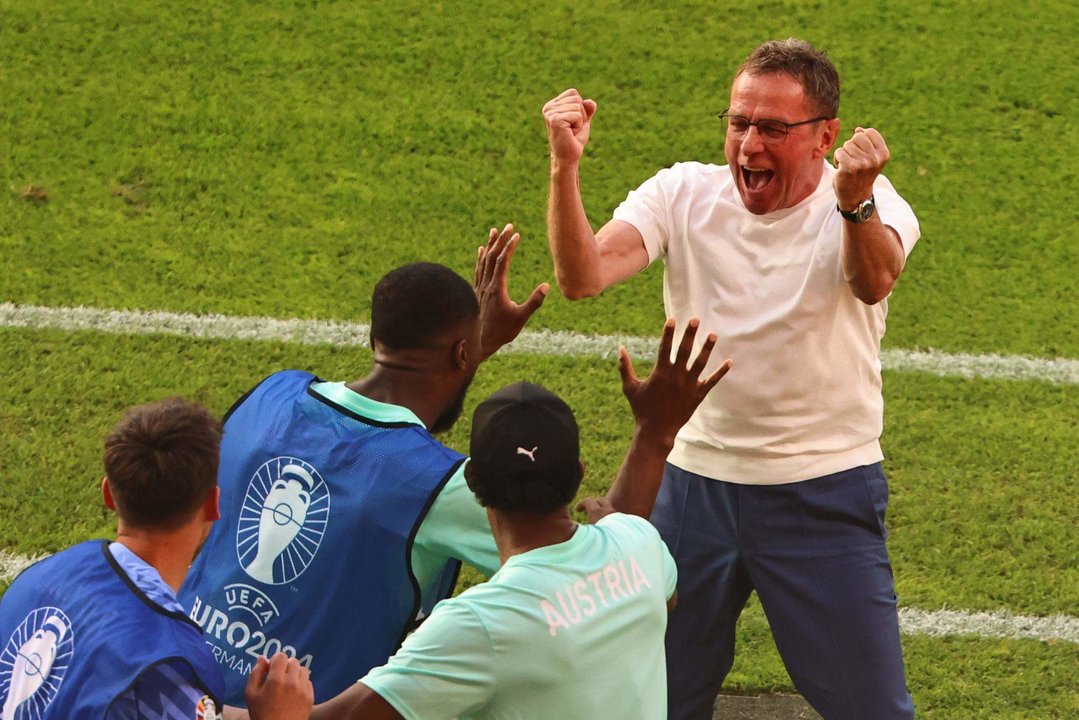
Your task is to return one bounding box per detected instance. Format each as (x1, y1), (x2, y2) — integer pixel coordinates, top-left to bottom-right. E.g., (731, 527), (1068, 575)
(897, 607), (1079, 645)
(0, 550), (42, 583)
(1, 302), (1077, 385)
(0, 549), (1074, 645)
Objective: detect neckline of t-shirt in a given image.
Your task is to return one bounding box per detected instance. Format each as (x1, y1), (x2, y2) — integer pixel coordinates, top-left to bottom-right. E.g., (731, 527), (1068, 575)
(109, 541), (183, 613)
(309, 381), (425, 427)
(502, 524), (590, 569)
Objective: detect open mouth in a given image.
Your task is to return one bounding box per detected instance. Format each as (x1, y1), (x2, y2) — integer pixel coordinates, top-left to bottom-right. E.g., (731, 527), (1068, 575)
(741, 166), (774, 192)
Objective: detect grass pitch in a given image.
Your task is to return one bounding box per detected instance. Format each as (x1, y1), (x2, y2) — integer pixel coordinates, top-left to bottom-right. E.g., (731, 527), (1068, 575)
(2, 1), (1077, 717)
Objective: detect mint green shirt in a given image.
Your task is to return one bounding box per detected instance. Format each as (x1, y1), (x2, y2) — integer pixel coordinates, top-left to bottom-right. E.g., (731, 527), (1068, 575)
(362, 513), (677, 720)
(309, 382), (501, 607)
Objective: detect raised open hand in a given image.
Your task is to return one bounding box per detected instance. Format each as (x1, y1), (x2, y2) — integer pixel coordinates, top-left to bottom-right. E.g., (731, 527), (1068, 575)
(576, 319), (733, 522)
(619, 318), (732, 444)
(474, 224), (549, 361)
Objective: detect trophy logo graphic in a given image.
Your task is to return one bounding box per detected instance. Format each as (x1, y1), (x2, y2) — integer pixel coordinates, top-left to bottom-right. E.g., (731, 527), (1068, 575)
(1, 608), (74, 720)
(237, 457), (330, 585)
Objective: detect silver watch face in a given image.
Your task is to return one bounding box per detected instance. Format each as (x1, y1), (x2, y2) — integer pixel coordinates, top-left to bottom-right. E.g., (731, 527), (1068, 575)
(856, 197), (876, 222)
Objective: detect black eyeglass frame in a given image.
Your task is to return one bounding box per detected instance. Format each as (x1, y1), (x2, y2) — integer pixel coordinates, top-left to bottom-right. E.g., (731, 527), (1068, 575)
(717, 109), (834, 143)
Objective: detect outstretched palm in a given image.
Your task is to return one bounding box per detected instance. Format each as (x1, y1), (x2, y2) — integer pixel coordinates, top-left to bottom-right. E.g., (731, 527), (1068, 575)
(474, 224), (549, 361)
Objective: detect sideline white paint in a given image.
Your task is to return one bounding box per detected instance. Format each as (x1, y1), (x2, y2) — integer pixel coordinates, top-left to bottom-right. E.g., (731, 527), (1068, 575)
(1, 303), (1076, 640)
(898, 607), (1079, 645)
(2, 303), (1077, 384)
(0, 548), (1074, 645)
(0, 550), (42, 583)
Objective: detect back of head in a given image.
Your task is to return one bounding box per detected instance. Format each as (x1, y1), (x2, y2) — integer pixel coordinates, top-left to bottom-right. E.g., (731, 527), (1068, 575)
(104, 397), (222, 530)
(371, 262), (479, 350)
(737, 38), (840, 118)
(467, 382), (581, 515)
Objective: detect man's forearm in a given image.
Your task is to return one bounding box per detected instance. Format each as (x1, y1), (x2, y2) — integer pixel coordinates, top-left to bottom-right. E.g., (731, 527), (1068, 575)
(310, 681), (402, 720)
(605, 426), (677, 518)
(548, 162), (605, 300)
(842, 217), (904, 305)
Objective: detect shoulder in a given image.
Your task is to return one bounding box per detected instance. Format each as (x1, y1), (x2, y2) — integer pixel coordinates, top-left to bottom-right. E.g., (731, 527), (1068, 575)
(4, 541), (99, 590)
(410, 594), (494, 649)
(596, 511), (655, 531)
(414, 462), (499, 576)
(224, 370), (315, 423)
(595, 513), (664, 545)
(420, 463), (492, 538)
(309, 386), (467, 468)
(644, 162), (734, 213)
(428, 462), (483, 516)
(373, 425), (467, 468)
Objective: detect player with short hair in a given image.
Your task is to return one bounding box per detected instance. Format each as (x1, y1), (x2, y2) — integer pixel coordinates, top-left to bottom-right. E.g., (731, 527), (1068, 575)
(0, 398), (312, 720)
(245, 319), (731, 720)
(180, 226), (549, 705)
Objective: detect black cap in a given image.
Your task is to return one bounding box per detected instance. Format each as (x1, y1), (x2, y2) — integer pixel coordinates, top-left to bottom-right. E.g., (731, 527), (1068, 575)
(469, 382), (580, 511)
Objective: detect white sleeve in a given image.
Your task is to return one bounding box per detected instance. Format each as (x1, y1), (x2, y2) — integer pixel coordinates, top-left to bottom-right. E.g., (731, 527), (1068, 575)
(873, 173), (921, 260)
(611, 165), (684, 264)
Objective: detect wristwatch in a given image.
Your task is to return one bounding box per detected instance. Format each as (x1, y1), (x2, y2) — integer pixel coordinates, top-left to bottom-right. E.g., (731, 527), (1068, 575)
(837, 195), (876, 223)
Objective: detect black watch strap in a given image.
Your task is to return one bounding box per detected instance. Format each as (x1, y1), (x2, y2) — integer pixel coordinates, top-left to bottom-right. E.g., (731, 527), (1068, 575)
(838, 195), (876, 223)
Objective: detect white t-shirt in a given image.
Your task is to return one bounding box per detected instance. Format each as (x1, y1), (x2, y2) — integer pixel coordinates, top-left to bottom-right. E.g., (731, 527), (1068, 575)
(361, 513), (677, 720)
(613, 160), (919, 484)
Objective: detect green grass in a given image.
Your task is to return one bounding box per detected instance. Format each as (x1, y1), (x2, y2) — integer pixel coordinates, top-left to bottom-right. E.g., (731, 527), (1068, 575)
(1, 327), (1076, 716)
(2, 1), (1078, 716)
(729, 597), (1079, 719)
(3, 0), (1077, 353)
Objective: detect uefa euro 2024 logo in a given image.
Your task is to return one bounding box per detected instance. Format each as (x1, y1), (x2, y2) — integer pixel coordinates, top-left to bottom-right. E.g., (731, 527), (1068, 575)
(236, 457), (330, 585)
(0, 608), (74, 720)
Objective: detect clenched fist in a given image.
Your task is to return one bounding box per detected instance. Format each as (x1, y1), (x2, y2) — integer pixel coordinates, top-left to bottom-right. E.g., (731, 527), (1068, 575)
(542, 88), (598, 165)
(833, 127), (890, 210)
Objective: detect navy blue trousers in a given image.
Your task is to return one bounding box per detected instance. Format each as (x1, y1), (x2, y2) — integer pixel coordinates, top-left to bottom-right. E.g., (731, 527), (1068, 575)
(651, 463), (914, 720)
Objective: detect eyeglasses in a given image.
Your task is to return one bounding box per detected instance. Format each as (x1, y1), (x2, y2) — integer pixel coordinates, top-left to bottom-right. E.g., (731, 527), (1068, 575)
(717, 110), (833, 145)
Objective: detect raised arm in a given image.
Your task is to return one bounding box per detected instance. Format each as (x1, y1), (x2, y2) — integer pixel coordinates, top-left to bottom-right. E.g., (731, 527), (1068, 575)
(474, 224), (549, 361)
(543, 89), (649, 299)
(833, 127), (907, 305)
(579, 319), (732, 521)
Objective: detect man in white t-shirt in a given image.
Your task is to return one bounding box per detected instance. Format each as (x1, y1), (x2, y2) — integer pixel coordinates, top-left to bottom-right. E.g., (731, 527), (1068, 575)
(541, 38), (919, 720)
(245, 319), (731, 720)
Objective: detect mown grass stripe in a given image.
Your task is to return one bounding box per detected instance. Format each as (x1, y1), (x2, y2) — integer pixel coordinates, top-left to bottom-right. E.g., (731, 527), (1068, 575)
(0, 548), (1074, 644)
(2, 303), (1077, 385)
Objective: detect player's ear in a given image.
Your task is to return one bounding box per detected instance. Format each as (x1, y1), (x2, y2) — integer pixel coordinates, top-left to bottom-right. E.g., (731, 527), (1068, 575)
(463, 460), (477, 492)
(453, 337), (470, 370)
(102, 476), (117, 511)
(817, 117), (840, 158)
(203, 487), (221, 522)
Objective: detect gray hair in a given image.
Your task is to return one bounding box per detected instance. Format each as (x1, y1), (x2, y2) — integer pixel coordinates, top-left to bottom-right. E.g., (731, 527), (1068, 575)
(736, 38), (840, 118)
